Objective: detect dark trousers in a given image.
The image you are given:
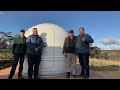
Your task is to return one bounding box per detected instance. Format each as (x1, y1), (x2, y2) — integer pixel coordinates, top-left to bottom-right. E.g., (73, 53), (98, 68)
(78, 53), (90, 76)
(27, 54), (41, 78)
(9, 53), (25, 78)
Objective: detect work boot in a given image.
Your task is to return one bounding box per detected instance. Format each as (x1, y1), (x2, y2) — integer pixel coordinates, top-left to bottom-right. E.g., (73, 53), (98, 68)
(18, 75), (24, 79)
(66, 72), (70, 78)
(28, 77), (32, 79)
(72, 74), (77, 78)
(78, 74), (84, 77)
(34, 76), (40, 79)
(83, 75), (89, 79)
(8, 76), (12, 79)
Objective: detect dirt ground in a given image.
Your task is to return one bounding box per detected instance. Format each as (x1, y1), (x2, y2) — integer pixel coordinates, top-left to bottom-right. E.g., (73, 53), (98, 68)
(94, 71), (120, 79)
(1, 64), (120, 79)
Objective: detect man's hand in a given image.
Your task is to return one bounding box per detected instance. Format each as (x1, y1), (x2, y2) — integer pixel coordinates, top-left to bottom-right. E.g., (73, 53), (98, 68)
(82, 37), (86, 42)
(35, 48), (39, 52)
(44, 42), (47, 47)
(63, 53), (67, 57)
(12, 54), (14, 57)
(25, 55), (27, 58)
(75, 53), (78, 56)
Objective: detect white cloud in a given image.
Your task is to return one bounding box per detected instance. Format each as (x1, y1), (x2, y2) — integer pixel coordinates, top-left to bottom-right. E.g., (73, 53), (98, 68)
(100, 38), (120, 50)
(108, 45), (120, 50)
(99, 45), (120, 50)
(100, 38), (120, 45)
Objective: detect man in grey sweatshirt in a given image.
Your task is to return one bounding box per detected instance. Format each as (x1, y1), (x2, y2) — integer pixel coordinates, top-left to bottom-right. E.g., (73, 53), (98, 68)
(26, 28), (44, 79)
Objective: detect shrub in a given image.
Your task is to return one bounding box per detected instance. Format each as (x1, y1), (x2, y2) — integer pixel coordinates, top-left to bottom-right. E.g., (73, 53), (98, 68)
(0, 60), (13, 70)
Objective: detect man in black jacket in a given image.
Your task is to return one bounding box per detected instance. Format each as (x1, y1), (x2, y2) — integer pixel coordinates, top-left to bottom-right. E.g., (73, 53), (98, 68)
(63, 30), (77, 78)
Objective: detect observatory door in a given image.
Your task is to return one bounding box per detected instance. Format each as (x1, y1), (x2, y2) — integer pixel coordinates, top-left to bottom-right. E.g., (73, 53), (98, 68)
(39, 30), (55, 71)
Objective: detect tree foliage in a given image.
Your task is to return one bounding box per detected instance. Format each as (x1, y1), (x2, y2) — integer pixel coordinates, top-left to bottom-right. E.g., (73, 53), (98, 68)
(0, 32), (17, 49)
(90, 46), (101, 59)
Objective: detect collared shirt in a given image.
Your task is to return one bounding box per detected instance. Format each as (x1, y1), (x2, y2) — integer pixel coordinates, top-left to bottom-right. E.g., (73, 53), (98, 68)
(75, 33), (94, 53)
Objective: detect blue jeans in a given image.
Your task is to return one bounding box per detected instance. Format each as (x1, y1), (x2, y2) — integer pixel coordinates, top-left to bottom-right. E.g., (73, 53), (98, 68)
(78, 53), (90, 76)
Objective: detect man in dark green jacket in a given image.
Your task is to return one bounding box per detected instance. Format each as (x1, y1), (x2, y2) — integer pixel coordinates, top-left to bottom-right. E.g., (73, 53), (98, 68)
(8, 29), (27, 79)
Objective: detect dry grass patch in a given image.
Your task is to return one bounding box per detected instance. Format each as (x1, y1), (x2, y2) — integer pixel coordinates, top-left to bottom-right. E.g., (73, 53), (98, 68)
(90, 58), (120, 71)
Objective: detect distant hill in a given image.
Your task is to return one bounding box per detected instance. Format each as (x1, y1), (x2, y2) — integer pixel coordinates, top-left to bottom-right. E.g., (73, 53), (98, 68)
(90, 49), (120, 60)
(0, 48), (120, 60)
(99, 50), (120, 60)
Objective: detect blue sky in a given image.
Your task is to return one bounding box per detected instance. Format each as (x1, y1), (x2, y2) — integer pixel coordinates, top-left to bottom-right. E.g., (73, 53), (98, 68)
(0, 11), (120, 50)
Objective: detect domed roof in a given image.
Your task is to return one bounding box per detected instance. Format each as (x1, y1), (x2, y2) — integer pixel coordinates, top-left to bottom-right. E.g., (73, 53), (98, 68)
(32, 23), (65, 31)
(25, 23), (67, 37)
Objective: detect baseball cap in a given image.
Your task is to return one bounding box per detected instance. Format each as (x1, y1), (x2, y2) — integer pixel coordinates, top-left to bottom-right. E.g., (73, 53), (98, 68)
(20, 29), (25, 32)
(68, 30), (74, 33)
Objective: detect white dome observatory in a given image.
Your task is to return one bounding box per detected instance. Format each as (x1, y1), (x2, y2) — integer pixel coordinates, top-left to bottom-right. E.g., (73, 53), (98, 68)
(22, 23), (68, 77)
